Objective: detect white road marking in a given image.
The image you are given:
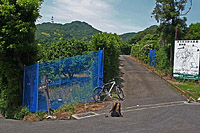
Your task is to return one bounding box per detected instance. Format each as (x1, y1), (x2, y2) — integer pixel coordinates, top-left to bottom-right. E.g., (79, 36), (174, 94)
(122, 102), (185, 113)
(125, 101), (186, 110)
(73, 101), (199, 119)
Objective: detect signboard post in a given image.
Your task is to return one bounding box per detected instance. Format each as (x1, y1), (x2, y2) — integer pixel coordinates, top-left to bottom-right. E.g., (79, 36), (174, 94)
(173, 40), (200, 80)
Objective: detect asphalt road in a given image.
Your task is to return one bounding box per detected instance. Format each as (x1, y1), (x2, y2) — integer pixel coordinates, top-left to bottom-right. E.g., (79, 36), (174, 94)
(1, 55), (200, 133)
(119, 55), (186, 107)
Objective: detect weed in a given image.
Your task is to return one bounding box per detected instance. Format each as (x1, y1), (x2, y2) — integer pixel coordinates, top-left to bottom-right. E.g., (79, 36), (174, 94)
(111, 92), (118, 99)
(68, 112), (73, 116)
(35, 111), (47, 120)
(176, 84), (200, 100)
(59, 103), (75, 112)
(14, 107), (31, 120)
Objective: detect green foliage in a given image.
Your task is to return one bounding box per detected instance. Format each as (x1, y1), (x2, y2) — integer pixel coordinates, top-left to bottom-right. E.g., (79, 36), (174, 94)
(185, 23), (200, 40)
(14, 107), (31, 120)
(152, 0), (188, 67)
(129, 25), (158, 44)
(53, 103), (75, 116)
(36, 21), (101, 44)
(38, 32), (121, 83)
(120, 42), (132, 55)
(38, 38), (94, 81)
(152, 0), (187, 24)
(176, 84), (200, 100)
(35, 111), (46, 120)
(59, 103), (75, 112)
(111, 92), (118, 99)
(155, 45), (170, 73)
(0, 0), (43, 118)
(91, 33), (121, 82)
(38, 38), (92, 62)
(120, 32), (136, 42)
(131, 33), (159, 64)
(68, 112), (73, 116)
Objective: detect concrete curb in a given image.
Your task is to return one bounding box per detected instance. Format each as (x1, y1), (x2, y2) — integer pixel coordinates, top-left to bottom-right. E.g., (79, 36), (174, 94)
(129, 55), (197, 103)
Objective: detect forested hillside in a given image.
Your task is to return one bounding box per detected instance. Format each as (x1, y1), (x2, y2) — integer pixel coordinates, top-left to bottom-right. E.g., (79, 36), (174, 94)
(36, 21), (101, 44)
(36, 21), (149, 44)
(120, 32), (136, 42)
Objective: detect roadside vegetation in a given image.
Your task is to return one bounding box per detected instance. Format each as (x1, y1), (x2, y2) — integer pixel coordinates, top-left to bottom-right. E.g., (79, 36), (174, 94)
(175, 79), (200, 100)
(0, 0), (200, 120)
(129, 0), (200, 101)
(12, 102), (109, 121)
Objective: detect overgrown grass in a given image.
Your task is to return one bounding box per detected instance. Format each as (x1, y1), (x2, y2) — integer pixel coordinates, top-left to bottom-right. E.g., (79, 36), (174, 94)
(171, 86), (182, 95)
(53, 103), (75, 116)
(175, 84), (200, 100)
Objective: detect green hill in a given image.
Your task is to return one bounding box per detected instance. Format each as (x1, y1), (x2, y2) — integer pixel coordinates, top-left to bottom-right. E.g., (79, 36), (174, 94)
(119, 32), (137, 42)
(36, 21), (157, 44)
(36, 21), (101, 44)
(129, 25), (158, 44)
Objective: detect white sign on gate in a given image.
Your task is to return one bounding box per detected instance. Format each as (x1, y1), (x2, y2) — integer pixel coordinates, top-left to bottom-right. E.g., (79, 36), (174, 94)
(173, 40), (200, 80)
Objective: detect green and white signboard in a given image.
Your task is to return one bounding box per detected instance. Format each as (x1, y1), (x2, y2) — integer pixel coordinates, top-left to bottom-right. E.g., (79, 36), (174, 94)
(173, 40), (200, 80)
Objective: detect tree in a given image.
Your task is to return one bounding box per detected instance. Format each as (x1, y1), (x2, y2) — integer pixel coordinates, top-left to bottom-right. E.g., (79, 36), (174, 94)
(0, 0), (43, 118)
(129, 25), (158, 44)
(38, 38), (92, 62)
(38, 38), (93, 80)
(152, 0), (189, 67)
(91, 33), (121, 82)
(131, 33), (159, 63)
(185, 23), (200, 40)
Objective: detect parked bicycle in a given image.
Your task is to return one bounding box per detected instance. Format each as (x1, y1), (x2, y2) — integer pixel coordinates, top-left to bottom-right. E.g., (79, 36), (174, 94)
(92, 78), (124, 102)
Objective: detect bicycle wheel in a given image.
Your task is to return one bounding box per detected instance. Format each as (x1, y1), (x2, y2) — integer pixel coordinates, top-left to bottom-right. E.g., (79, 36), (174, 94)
(116, 86), (124, 101)
(92, 87), (103, 102)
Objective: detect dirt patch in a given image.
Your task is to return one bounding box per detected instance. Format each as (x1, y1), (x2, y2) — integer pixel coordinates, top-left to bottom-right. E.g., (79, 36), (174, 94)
(23, 101), (111, 122)
(0, 113), (4, 119)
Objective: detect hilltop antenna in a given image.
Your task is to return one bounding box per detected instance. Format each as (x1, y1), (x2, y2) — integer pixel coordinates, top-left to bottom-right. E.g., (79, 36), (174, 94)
(51, 16), (54, 23)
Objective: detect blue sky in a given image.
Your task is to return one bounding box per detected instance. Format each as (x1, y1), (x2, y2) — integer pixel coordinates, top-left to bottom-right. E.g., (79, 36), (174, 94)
(37, 0), (200, 34)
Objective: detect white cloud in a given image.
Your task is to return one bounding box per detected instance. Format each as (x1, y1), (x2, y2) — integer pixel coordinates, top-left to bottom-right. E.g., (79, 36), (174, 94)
(47, 0), (116, 22)
(38, 0), (141, 34)
(39, 0), (121, 33)
(57, 1), (108, 16)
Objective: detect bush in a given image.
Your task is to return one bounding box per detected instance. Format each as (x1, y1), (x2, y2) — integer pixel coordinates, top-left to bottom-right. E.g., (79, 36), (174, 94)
(58, 103), (75, 112)
(14, 107), (31, 120)
(0, 0), (43, 119)
(38, 38), (93, 62)
(120, 43), (131, 55)
(155, 45), (170, 74)
(131, 34), (159, 64)
(91, 33), (121, 82)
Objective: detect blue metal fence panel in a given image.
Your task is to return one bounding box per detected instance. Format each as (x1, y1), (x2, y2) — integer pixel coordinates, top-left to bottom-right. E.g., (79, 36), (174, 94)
(23, 63), (39, 112)
(149, 50), (156, 67)
(23, 50), (104, 112)
(99, 50), (104, 87)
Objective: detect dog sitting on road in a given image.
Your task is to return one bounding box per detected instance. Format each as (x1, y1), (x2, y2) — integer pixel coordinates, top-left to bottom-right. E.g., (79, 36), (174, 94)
(109, 100), (123, 117)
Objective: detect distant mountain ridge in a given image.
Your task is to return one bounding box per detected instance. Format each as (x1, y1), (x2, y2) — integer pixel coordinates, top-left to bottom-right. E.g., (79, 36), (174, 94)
(36, 21), (156, 44)
(120, 32), (137, 42)
(36, 21), (101, 44)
